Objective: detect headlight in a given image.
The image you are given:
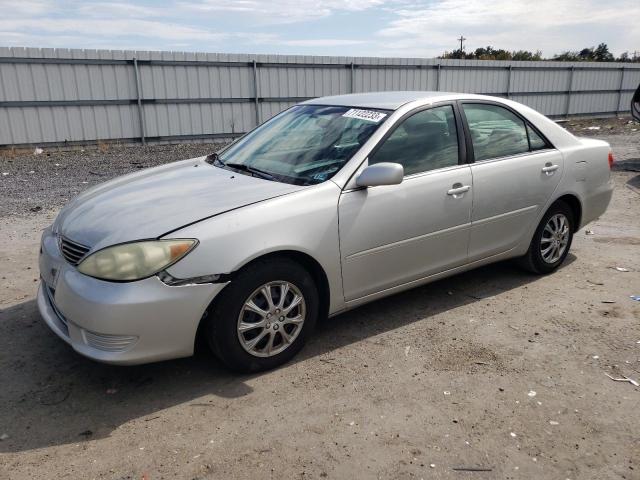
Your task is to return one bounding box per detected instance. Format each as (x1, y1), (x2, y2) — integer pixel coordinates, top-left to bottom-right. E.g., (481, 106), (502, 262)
(77, 239), (197, 281)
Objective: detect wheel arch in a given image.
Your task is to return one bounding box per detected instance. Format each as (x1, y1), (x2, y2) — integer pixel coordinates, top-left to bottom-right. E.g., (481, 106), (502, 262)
(242, 250), (331, 321)
(553, 193), (583, 232)
(194, 249), (331, 353)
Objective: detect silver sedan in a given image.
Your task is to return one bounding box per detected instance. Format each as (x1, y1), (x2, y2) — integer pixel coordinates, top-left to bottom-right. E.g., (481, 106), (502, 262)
(38, 91), (614, 372)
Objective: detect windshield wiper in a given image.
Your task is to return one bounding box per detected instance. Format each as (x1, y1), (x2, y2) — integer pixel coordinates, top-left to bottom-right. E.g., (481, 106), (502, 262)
(223, 162), (276, 181)
(207, 154), (275, 181)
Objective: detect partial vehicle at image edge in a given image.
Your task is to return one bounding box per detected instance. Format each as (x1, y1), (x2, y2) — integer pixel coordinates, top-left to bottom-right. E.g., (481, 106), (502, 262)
(38, 91), (614, 372)
(632, 82), (640, 122)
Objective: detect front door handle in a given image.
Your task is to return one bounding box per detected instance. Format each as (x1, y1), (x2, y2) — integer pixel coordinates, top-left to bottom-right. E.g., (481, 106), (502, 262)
(542, 163), (559, 175)
(447, 184), (471, 197)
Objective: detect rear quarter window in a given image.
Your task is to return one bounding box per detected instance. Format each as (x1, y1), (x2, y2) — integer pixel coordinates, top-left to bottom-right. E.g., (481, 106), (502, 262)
(527, 124), (548, 151)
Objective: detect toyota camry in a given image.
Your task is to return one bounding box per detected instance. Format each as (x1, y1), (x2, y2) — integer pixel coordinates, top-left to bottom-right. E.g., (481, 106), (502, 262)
(38, 91), (614, 372)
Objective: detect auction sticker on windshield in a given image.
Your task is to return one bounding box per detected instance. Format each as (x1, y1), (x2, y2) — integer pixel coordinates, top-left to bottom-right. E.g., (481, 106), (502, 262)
(342, 109), (387, 123)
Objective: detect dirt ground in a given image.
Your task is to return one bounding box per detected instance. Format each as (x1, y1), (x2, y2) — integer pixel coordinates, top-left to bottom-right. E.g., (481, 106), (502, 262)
(1, 131), (639, 479)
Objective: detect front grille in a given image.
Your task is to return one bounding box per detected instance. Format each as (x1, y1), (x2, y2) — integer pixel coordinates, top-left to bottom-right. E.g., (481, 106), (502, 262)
(59, 236), (90, 265)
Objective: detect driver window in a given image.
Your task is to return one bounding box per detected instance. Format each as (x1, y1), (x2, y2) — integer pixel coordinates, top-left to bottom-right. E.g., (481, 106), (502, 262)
(369, 105), (460, 176)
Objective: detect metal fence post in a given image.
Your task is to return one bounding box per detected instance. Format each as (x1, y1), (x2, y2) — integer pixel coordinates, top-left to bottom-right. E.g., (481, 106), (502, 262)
(132, 58), (146, 145)
(565, 66), (575, 118)
(506, 65), (512, 99)
(350, 62), (355, 93)
(616, 67), (625, 114)
(252, 60), (260, 127)
(436, 63), (441, 91)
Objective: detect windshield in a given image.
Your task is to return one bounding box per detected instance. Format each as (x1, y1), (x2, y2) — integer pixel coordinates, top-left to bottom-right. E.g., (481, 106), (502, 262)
(214, 104), (390, 185)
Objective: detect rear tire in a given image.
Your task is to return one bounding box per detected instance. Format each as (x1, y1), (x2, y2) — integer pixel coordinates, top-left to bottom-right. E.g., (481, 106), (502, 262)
(205, 258), (318, 373)
(518, 201), (574, 274)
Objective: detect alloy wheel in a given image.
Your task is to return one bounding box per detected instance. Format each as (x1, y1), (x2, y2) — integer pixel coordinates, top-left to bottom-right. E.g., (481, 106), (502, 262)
(237, 281), (306, 357)
(540, 213), (570, 264)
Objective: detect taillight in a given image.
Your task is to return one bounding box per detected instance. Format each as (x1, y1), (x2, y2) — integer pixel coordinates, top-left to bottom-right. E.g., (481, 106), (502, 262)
(608, 151), (614, 169)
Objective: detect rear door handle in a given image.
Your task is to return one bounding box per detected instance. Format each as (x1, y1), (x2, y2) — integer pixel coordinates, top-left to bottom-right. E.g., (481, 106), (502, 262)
(447, 184), (471, 196)
(542, 164), (559, 175)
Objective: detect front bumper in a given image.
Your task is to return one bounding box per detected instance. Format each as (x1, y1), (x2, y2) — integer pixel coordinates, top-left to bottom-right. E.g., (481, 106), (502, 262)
(37, 227), (227, 365)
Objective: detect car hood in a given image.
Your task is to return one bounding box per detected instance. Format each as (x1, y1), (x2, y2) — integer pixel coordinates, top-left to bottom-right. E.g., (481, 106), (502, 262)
(55, 157), (306, 250)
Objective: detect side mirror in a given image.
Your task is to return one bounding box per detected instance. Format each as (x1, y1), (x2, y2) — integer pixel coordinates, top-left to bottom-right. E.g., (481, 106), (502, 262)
(356, 162), (404, 187)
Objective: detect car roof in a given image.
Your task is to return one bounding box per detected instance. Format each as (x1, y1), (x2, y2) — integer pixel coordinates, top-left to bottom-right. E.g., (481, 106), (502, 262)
(301, 91), (485, 110)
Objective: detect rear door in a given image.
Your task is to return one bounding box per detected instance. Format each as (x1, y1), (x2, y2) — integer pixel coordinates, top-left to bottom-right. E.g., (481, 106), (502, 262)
(460, 102), (564, 261)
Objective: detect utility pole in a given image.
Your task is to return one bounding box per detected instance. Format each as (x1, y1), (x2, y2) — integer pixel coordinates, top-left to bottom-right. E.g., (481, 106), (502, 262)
(457, 35), (466, 58)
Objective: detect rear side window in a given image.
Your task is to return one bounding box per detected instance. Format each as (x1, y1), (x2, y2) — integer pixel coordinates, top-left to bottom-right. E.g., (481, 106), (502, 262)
(463, 104), (529, 161)
(369, 105), (459, 176)
(527, 124), (548, 151)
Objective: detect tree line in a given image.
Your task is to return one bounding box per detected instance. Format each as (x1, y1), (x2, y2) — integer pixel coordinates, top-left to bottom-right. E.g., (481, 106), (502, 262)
(440, 43), (639, 62)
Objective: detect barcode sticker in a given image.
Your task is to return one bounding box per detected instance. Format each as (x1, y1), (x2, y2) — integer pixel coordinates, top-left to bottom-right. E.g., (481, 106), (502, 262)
(342, 109), (387, 123)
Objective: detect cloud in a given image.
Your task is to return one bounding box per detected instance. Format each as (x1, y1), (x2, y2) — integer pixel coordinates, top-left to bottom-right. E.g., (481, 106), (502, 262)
(179, 0), (385, 23)
(76, 2), (169, 18)
(0, 18), (227, 42)
(279, 39), (367, 47)
(376, 0), (640, 57)
(0, 0), (54, 17)
(0, 0), (384, 49)
(0, 0), (636, 57)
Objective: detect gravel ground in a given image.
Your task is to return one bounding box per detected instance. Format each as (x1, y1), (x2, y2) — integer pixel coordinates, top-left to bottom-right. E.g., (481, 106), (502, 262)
(0, 143), (226, 217)
(562, 115), (640, 136)
(0, 120), (639, 480)
(566, 116), (640, 172)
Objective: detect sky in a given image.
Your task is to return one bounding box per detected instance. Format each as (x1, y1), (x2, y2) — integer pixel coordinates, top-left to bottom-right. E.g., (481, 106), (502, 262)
(0, 0), (638, 58)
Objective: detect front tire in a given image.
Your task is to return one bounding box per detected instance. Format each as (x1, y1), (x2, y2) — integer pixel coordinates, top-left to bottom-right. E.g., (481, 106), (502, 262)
(205, 258), (318, 373)
(518, 201), (574, 274)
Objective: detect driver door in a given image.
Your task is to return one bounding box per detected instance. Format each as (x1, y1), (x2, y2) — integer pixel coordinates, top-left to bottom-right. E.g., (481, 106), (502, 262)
(338, 104), (473, 301)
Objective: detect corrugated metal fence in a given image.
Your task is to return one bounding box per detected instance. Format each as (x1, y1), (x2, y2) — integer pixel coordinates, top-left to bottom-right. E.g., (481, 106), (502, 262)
(1, 47), (639, 148)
